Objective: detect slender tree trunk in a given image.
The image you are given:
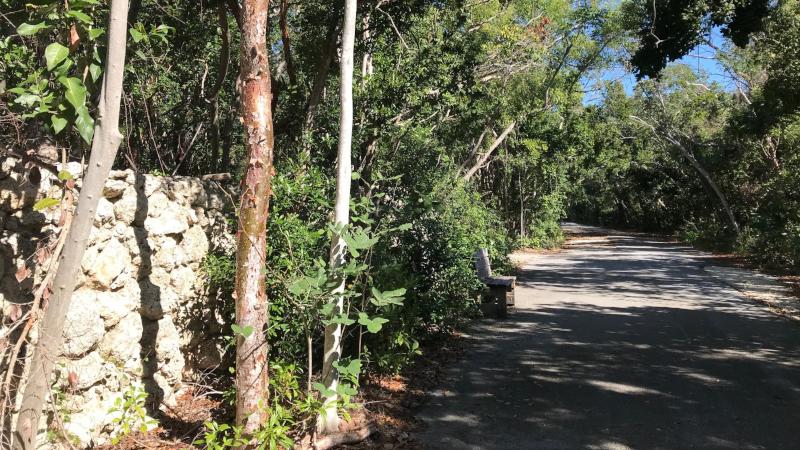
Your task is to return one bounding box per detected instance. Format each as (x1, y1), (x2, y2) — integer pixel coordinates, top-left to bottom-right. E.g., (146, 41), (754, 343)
(220, 112), (234, 173)
(319, 0), (356, 435)
(462, 121), (516, 182)
(519, 171), (525, 238)
(233, 0), (275, 444)
(303, 13), (341, 133)
(279, 0), (296, 86)
(209, 0), (231, 169)
(671, 138), (740, 234)
(12, 1), (129, 448)
(457, 127), (489, 174)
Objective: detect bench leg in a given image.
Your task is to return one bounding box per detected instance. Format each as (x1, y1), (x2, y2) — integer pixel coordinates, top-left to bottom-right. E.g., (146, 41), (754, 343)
(506, 287), (515, 307)
(490, 286), (507, 319)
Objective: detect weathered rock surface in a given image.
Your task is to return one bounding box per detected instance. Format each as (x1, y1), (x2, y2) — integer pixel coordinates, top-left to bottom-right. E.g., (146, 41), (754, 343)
(0, 162), (234, 448)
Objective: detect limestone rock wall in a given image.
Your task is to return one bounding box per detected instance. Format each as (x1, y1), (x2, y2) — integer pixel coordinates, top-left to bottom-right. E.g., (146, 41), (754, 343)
(0, 157), (235, 447)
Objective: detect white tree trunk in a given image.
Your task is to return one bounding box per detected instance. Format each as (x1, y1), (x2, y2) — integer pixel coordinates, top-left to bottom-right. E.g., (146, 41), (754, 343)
(319, 0), (357, 435)
(462, 121), (516, 181)
(13, 1), (129, 448)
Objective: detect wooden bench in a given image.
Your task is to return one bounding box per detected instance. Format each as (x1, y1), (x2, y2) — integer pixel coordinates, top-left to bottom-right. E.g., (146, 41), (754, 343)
(474, 248), (516, 319)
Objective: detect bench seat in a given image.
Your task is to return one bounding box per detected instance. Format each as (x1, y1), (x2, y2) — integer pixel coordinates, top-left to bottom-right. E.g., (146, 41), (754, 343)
(474, 249), (516, 318)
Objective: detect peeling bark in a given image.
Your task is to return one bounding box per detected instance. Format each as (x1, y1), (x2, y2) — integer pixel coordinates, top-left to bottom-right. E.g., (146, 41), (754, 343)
(233, 0), (275, 444)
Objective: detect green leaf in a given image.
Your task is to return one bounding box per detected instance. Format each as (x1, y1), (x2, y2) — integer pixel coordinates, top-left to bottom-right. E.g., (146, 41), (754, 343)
(58, 170), (73, 181)
(58, 77), (87, 109)
(33, 197), (60, 211)
(66, 10), (93, 24)
(357, 313), (389, 333)
(14, 93), (39, 107)
(129, 27), (145, 43)
(74, 106), (95, 144)
(313, 382), (336, 398)
(323, 314), (355, 327)
(370, 287), (405, 307)
(336, 383), (358, 397)
(17, 22), (48, 36)
(89, 63), (102, 82)
(231, 324), (254, 338)
(88, 27), (104, 40)
(333, 359), (361, 377)
(51, 114), (68, 134)
(45, 43), (69, 71)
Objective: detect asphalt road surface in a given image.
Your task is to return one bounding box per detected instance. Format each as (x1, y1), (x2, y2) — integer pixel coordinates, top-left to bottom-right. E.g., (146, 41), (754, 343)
(414, 224), (800, 449)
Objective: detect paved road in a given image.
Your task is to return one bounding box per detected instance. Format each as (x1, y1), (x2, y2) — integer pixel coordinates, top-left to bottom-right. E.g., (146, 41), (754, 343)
(414, 224), (800, 449)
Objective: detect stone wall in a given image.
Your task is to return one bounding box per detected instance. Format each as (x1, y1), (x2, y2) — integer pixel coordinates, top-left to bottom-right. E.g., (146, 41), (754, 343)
(0, 157), (235, 447)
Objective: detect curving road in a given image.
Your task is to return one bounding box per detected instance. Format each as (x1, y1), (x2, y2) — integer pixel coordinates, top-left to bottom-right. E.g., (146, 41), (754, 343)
(414, 224), (800, 449)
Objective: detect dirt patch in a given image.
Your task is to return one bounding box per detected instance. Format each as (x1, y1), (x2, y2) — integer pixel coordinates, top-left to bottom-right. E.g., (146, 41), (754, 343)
(95, 387), (222, 450)
(341, 333), (466, 449)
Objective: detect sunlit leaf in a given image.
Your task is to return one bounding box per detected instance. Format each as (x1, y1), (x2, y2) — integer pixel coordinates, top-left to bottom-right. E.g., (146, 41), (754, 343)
(17, 22), (48, 36)
(45, 42), (69, 71)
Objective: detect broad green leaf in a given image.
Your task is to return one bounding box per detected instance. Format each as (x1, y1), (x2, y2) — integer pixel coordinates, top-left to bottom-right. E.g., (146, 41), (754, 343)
(52, 58), (74, 77)
(14, 93), (39, 107)
(333, 359), (361, 377)
(45, 43), (69, 71)
(66, 10), (93, 24)
(323, 314), (355, 327)
(89, 63), (102, 82)
(129, 28), (145, 43)
(58, 77), (87, 109)
(313, 382), (336, 398)
(74, 106), (95, 144)
(357, 312), (389, 333)
(88, 27), (104, 40)
(51, 114), (68, 134)
(370, 287), (405, 307)
(337, 383), (358, 397)
(58, 170), (73, 181)
(33, 197), (60, 211)
(17, 22), (48, 36)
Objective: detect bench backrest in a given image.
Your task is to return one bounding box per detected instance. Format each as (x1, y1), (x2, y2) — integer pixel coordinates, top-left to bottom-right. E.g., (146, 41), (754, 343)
(474, 248), (492, 280)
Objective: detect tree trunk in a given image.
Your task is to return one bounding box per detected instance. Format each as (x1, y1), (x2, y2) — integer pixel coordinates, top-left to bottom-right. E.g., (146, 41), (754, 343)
(319, 0), (357, 435)
(279, 0), (296, 86)
(12, 1), (129, 448)
(519, 171), (525, 238)
(209, 0), (231, 169)
(303, 13), (341, 133)
(233, 0), (275, 445)
(462, 121), (516, 182)
(672, 139), (740, 234)
(457, 127), (489, 175)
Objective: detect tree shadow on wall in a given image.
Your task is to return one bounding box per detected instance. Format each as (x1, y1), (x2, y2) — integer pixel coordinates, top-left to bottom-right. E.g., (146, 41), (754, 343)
(133, 174), (163, 416)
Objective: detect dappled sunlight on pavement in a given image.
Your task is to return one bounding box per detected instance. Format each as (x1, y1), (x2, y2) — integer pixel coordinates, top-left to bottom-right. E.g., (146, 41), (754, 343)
(414, 224), (800, 449)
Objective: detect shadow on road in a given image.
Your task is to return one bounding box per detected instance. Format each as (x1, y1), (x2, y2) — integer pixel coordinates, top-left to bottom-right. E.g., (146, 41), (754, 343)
(416, 232), (800, 449)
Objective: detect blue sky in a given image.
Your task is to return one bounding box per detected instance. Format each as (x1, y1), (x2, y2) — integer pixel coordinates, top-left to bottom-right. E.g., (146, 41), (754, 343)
(582, 27), (740, 105)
